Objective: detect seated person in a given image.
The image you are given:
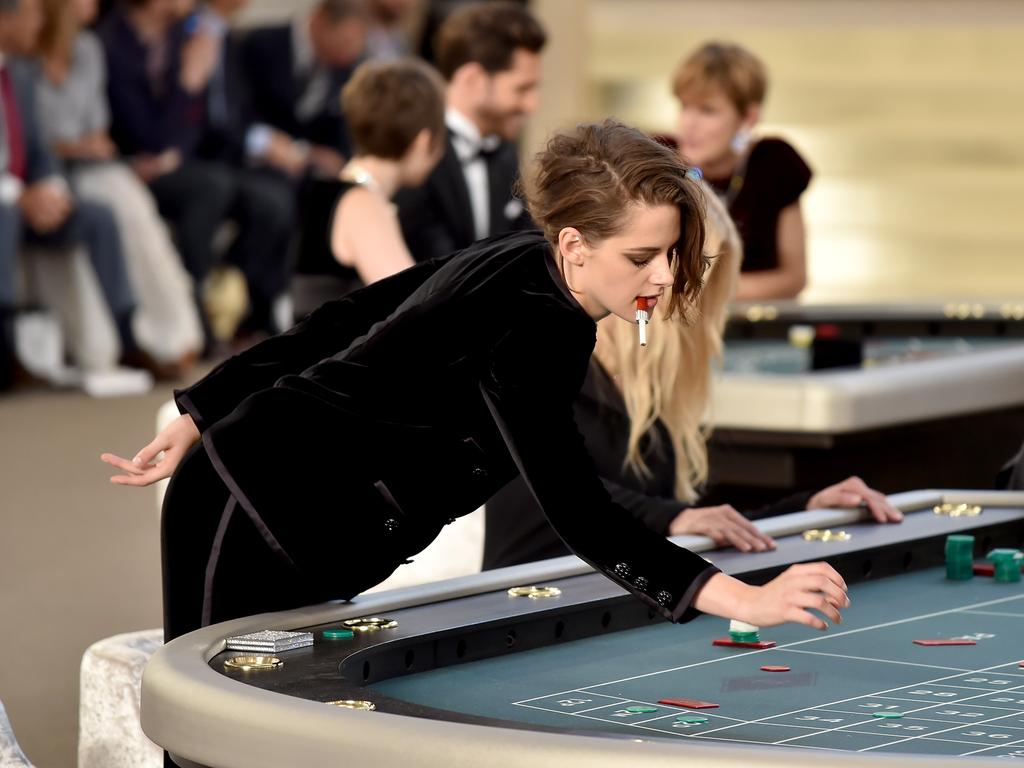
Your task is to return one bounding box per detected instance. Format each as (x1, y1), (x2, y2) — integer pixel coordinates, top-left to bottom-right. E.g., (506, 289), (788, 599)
(241, 0), (367, 279)
(1, 0), (149, 380)
(241, 0), (367, 173)
(34, 0), (202, 377)
(483, 188), (900, 570)
(673, 41), (811, 300)
(99, 0), (292, 344)
(328, 57), (445, 288)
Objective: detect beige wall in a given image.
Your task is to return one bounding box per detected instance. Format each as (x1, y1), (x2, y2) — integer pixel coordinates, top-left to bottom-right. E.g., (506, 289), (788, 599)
(530, 0), (1024, 302)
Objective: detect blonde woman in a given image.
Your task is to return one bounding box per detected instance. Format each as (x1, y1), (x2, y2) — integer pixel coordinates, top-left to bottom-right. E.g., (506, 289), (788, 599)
(34, 0), (202, 374)
(483, 188), (900, 569)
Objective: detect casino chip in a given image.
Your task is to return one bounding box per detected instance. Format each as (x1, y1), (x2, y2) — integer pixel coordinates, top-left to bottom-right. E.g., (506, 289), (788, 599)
(676, 715), (708, 724)
(507, 586), (562, 599)
(326, 700), (376, 710)
(323, 628), (355, 639)
(872, 712), (904, 719)
(802, 529), (851, 542)
(342, 617), (398, 632)
(934, 502), (982, 517)
(223, 655), (282, 671)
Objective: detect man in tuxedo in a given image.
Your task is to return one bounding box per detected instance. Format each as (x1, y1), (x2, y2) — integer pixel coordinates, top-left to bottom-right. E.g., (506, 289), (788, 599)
(395, 2), (545, 262)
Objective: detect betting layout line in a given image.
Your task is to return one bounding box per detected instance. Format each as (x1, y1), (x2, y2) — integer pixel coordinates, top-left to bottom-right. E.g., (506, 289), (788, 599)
(811, 703), (1024, 725)
(760, 672), (1024, 750)
(960, 609), (1024, 619)
(512, 591), (1024, 706)
(517, 692), (1024, 754)
(522, 700), (1024, 755)
(856, 680), (1024, 753)
(544, 707), (848, 752)
(776, 647), (971, 672)
(692, 660), (1024, 740)
(514, 694), (748, 725)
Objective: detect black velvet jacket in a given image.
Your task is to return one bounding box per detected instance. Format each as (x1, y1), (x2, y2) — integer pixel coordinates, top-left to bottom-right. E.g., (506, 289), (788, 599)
(175, 231), (718, 621)
(484, 360), (814, 570)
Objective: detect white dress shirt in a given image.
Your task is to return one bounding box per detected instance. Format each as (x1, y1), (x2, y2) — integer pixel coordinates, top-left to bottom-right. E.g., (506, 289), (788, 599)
(446, 107), (500, 241)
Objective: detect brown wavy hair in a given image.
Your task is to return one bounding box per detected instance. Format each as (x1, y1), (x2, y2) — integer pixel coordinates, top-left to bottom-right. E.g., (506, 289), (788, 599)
(523, 119), (708, 321)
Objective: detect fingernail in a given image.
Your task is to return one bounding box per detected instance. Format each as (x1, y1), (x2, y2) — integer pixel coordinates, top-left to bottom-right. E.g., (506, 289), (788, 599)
(132, 456), (142, 466)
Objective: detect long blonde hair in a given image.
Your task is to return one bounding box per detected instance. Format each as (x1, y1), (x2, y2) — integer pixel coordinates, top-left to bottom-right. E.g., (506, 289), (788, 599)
(593, 184), (740, 502)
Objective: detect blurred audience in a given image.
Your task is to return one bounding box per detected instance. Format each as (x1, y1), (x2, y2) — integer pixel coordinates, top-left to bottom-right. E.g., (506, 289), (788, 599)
(241, 0), (367, 173)
(35, 0), (202, 376)
(328, 57), (444, 287)
(1, 0), (157, 385)
(99, 0), (294, 346)
(242, 0), (366, 279)
(364, 0), (422, 61)
(673, 41), (811, 300)
(394, 1), (544, 262)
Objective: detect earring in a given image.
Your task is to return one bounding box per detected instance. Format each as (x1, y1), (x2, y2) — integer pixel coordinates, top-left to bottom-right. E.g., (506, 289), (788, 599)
(731, 128), (752, 154)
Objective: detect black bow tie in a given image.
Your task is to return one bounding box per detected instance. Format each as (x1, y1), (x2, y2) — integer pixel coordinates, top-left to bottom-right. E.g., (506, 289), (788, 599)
(451, 129), (502, 162)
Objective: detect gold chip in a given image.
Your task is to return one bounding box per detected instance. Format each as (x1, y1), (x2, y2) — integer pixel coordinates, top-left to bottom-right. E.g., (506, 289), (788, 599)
(223, 655), (283, 671)
(802, 529), (851, 542)
(342, 617), (398, 632)
(933, 503), (982, 517)
(326, 699), (376, 710)
(507, 586), (562, 599)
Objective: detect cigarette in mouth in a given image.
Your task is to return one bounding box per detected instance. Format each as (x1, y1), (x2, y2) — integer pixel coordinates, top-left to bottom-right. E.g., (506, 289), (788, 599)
(636, 297), (650, 347)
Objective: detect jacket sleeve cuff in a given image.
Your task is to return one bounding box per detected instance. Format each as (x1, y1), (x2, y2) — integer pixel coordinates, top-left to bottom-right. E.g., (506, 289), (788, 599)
(670, 564), (720, 623)
(174, 389), (207, 433)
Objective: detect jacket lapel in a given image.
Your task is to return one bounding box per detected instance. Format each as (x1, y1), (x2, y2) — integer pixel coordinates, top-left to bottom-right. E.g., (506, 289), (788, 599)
(432, 134), (476, 247)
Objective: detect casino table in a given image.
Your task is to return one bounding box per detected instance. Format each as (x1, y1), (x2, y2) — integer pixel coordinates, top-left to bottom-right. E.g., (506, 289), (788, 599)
(143, 489), (1024, 768)
(706, 301), (1024, 506)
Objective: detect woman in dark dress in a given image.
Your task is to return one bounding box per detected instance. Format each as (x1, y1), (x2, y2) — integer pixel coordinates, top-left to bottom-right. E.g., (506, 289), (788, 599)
(102, 120), (848, 643)
(673, 41), (812, 300)
(484, 189), (901, 570)
(329, 57), (446, 288)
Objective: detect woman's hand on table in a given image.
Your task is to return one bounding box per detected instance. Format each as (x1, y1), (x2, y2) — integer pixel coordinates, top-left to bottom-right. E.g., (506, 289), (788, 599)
(808, 476), (903, 523)
(669, 504), (776, 552)
(101, 414), (200, 487)
(694, 563), (849, 631)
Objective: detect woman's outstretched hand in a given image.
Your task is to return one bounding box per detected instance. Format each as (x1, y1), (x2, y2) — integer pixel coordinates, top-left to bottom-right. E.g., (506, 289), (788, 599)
(694, 563), (849, 631)
(101, 414), (200, 487)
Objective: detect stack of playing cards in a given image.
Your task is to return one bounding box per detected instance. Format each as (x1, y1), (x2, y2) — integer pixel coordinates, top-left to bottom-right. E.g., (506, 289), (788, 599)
(224, 630), (314, 653)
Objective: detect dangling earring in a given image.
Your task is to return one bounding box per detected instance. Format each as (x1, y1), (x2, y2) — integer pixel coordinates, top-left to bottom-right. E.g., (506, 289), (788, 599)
(731, 128), (752, 154)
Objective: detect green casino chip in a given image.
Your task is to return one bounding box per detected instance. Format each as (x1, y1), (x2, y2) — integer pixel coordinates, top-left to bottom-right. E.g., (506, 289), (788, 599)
(676, 715), (708, 724)
(729, 632), (760, 643)
(872, 712), (904, 719)
(323, 629), (355, 639)
(625, 706), (659, 714)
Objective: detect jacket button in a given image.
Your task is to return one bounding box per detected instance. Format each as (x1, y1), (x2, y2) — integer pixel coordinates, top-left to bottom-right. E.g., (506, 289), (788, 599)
(471, 466), (488, 478)
(384, 518), (400, 532)
(656, 590), (673, 606)
(613, 562), (631, 579)
(634, 576), (649, 592)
